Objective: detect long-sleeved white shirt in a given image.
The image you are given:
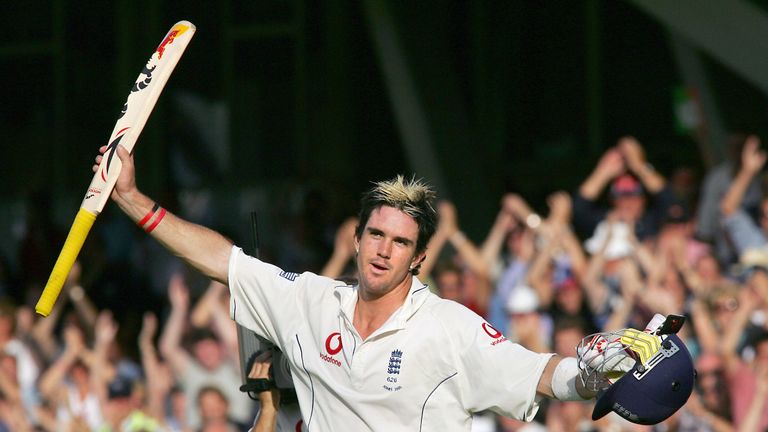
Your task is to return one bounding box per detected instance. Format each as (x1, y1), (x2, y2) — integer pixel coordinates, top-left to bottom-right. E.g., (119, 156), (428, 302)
(229, 246), (552, 431)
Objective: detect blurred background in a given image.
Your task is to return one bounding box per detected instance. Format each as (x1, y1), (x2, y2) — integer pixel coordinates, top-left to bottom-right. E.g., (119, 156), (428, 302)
(3, 2), (768, 431)
(2, 0), (768, 293)
(6, 0), (768, 253)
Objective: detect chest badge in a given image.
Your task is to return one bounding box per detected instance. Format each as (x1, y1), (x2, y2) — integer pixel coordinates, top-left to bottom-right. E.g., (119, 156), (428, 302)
(383, 349), (403, 392)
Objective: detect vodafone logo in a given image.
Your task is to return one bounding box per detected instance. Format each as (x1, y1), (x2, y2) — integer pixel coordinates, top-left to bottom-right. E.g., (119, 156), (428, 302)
(320, 332), (343, 368)
(325, 332), (342, 354)
(482, 323), (508, 346)
(482, 323), (501, 338)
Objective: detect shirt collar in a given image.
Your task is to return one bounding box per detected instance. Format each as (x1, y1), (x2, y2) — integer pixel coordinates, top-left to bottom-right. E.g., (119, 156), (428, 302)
(336, 277), (431, 332)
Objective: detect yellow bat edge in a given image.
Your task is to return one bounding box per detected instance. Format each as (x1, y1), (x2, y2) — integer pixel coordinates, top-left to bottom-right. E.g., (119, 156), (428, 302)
(35, 208), (97, 316)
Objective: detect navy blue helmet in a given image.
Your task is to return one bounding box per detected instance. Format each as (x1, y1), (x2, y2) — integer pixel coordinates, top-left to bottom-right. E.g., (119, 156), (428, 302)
(592, 333), (695, 425)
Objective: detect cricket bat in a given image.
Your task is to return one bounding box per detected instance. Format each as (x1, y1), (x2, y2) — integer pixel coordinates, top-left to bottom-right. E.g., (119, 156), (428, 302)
(35, 21), (196, 316)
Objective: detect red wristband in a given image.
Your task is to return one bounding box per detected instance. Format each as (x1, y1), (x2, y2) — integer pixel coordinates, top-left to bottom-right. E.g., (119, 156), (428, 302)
(145, 207), (167, 233)
(138, 203), (159, 226)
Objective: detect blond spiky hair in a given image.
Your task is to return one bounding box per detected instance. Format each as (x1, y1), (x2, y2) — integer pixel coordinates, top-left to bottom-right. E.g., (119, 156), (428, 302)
(356, 175), (438, 270)
(370, 175), (437, 218)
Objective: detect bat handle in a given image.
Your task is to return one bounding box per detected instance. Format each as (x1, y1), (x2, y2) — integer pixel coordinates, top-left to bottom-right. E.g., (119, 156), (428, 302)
(35, 208), (97, 316)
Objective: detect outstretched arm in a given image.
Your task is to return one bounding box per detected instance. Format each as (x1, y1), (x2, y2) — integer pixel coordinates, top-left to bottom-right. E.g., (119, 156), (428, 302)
(602, 259), (642, 332)
(545, 191), (588, 278)
(537, 356), (596, 400)
(419, 216), (449, 279)
(738, 364), (768, 432)
(159, 273), (192, 374)
(91, 311), (119, 404)
(720, 284), (761, 374)
(190, 279), (229, 329)
(64, 262), (99, 330)
(582, 220), (616, 312)
(30, 291), (68, 363)
(320, 217), (358, 279)
(619, 136), (665, 194)
(95, 145), (232, 283)
(527, 231), (558, 308)
(579, 148), (625, 201)
(207, 282), (240, 362)
(139, 312), (173, 423)
(422, 201), (490, 279)
(37, 324), (86, 401)
(685, 263), (720, 354)
(720, 135), (765, 217)
(480, 198), (515, 269)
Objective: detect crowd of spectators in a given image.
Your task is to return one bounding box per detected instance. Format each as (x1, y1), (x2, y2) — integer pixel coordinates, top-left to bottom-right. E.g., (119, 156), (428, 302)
(0, 135), (767, 431)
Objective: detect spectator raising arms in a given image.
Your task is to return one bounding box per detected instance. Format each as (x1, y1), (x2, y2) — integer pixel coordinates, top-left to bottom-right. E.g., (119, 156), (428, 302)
(137, 312), (177, 430)
(719, 135), (768, 257)
(17, 128), (768, 430)
(94, 142), (646, 430)
(320, 217), (359, 281)
(573, 136), (675, 241)
(422, 200), (491, 317)
(482, 194), (537, 335)
(158, 273), (253, 430)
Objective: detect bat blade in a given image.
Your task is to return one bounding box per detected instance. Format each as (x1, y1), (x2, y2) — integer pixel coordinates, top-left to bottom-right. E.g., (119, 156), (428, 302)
(35, 21), (196, 316)
(85, 21), (196, 214)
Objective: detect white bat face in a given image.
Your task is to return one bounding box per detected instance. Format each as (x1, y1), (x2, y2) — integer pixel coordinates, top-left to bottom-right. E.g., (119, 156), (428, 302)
(35, 21), (195, 317)
(82, 21), (195, 215)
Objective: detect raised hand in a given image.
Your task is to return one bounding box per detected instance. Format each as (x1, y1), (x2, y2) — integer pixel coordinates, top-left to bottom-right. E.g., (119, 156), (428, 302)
(167, 273), (190, 311)
(595, 147), (626, 179)
(502, 193), (527, 219)
(139, 312), (158, 346)
(437, 201), (459, 237)
(65, 261), (82, 288)
(617, 136), (647, 173)
(546, 191), (572, 225)
(335, 217), (359, 258)
(741, 135), (766, 175)
(93, 144), (138, 202)
(63, 324), (86, 354)
(494, 196), (517, 233)
(617, 259), (642, 300)
(94, 310), (119, 348)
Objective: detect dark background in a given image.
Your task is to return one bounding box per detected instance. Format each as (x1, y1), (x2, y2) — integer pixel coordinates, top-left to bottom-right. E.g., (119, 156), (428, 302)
(2, 0), (768, 256)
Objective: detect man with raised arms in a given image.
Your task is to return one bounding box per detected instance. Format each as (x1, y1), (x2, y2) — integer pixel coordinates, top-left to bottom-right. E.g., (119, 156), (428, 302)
(95, 145), (656, 430)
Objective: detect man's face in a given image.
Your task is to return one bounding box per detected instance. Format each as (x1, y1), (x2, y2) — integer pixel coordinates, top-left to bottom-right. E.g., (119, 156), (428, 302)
(71, 362), (89, 385)
(613, 195), (645, 221)
(710, 292), (739, 328)
(506, 227), (533, 258)
(437, 271), (462, 301)
(553, 327), (584, 357)
(194, 339), (223, 371)
(555, 285), (582, 315)
(509, 312), (540, 344)
(198, 389), (229, 421)
(696, 352), (722, 390)
(695, 255), (720, 281)
(355, 206), (424, 300)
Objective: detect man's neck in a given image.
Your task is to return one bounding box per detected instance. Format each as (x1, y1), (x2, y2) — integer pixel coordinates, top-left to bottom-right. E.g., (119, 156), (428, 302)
(353, 278), (412, 340)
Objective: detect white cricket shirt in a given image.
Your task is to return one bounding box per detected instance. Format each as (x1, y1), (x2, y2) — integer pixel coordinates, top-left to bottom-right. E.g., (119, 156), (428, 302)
(228, 246), (552, 431)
